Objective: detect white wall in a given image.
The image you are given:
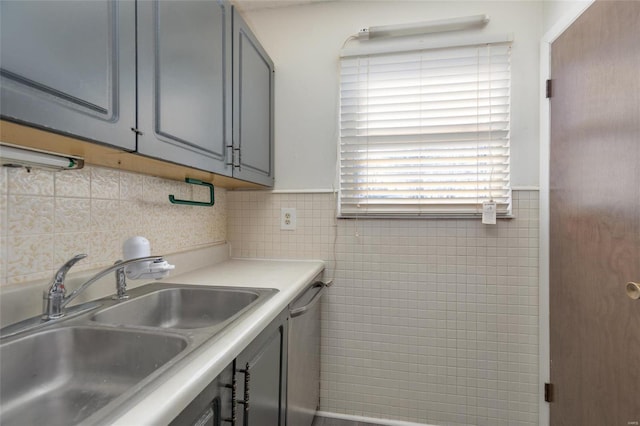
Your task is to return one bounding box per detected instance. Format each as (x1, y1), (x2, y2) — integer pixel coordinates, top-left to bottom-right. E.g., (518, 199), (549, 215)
(243, 1), (544, 190)
(232, 3), (550, 424)
(542, 0), (593, 33)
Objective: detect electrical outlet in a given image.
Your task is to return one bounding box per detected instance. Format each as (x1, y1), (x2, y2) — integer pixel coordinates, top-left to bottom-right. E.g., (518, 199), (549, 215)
(280, 208), (296, 230)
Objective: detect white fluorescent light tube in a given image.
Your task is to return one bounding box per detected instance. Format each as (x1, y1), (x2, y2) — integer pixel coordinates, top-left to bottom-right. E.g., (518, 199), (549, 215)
(363, 14), (490, 39)
(0, 144), (84, 171)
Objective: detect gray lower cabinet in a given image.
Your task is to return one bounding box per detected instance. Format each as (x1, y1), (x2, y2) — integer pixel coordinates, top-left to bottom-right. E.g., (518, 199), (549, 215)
(232, 7), (275, 187)
(136, 0), (232, 175)
(169, 309), (288, 426)
(235, 308), (288, 426)
(0, 0), (136, 151)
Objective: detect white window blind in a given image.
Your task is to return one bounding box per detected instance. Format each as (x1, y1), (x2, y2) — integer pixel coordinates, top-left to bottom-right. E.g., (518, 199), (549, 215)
(339, 42), (512, 217)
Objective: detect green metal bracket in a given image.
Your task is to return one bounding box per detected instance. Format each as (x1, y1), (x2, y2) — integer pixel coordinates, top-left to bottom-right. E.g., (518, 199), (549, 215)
(169, 178), (215, 207)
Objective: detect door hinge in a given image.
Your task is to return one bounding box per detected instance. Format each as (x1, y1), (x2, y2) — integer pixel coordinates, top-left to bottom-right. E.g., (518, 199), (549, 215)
(546, 79), (553, 98)
(544, 382), (553, 402)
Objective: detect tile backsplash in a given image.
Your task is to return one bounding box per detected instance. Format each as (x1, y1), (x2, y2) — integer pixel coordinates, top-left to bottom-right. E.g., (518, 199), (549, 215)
(0, 166), (226, 286)
(1, 174), (539, 426)
(229, 190), (539, 426)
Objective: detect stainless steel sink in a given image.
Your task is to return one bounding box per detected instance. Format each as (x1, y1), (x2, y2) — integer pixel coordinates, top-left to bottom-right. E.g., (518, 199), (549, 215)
(0, 283), (277, 425)
(91, 286), (260, 329)
(0, 326), (187, 426)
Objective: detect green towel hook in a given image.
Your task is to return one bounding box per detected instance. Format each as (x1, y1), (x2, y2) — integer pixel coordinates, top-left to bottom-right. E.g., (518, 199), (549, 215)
(169, 178), (215, 207)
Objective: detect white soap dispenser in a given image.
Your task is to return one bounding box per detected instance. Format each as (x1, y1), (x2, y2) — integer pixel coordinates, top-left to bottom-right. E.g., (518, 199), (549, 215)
(122, 236), (175, 280)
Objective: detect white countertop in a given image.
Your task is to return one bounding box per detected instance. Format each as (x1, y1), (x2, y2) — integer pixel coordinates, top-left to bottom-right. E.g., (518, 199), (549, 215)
(110, 258), (325, 426)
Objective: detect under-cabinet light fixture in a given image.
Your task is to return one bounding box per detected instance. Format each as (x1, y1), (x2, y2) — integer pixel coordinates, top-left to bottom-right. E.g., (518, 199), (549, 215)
(0, 144), (84, 171)
(358, 14), (490, 39)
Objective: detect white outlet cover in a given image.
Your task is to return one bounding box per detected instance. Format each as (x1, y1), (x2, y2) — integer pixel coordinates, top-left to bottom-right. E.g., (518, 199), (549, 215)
(280, 207), (296, 230)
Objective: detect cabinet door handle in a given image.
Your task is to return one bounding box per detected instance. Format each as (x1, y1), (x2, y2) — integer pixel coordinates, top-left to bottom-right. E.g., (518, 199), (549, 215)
(237, 363), (250, 416)
(234, 148), (241, 170)
(225, 146), (241, 169)
(223, 374), (237, 424)
(226, 145), (235, 167)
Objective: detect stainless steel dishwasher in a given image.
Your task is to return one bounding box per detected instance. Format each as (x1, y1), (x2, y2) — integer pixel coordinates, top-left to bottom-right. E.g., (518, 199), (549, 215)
(287, 275), (331, 426)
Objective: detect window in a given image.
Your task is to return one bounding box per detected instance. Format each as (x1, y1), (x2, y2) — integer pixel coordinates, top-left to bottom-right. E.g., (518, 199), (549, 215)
(339, 42), (512, 217)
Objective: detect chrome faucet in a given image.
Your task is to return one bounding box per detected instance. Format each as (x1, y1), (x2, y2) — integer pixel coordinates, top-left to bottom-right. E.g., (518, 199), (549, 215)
(42, 254), (87, 320)
(42, 254), (166, 321)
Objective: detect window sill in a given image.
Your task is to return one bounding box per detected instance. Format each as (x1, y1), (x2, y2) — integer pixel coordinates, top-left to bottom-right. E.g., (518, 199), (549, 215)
(337, 214), (515, 220)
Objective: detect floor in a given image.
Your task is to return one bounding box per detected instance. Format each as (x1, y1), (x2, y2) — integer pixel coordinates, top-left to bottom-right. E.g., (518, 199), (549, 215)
(312, 417), (382, 426)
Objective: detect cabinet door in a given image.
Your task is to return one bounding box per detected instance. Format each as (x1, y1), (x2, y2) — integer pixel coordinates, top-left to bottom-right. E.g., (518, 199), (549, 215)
(232, 8), (275, 187)
(0, 0), (136, 151)
(236, 310), (287, 426)
(137, 0), (231, 175)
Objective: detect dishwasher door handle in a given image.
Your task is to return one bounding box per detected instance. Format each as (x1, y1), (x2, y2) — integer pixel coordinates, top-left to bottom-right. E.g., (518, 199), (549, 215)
(289, 281), (329, 318)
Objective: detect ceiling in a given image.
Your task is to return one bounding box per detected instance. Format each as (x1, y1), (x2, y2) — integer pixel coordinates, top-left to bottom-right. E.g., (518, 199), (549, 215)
(233, 0), (336, 12)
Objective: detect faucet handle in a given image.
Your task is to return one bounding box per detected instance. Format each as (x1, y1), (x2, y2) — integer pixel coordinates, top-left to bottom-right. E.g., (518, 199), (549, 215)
(50, 254), (88, 292)
(43, 254), (87, 320)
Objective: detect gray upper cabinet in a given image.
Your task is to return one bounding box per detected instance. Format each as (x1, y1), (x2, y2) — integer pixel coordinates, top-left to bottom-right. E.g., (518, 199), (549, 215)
(232, 8), (275, 187)
(1, 1), (274, 186)
(0, 0), (136, 151)
(136, 0), (232, 175)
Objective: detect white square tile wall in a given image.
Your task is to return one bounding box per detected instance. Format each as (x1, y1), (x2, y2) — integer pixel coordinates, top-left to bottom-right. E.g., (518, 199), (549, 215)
(0, 166), (227, 286)
(228, 190), (539, 426)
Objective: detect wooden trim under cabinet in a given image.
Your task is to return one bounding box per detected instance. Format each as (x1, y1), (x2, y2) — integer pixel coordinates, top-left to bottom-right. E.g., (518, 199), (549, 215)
(0, 120), (264, 189)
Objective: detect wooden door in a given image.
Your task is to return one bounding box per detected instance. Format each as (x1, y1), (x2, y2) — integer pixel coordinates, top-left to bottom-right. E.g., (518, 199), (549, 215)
(137, 0), (231, 175)
(0, 0), (136, 150)
(549, 1), (640, 425)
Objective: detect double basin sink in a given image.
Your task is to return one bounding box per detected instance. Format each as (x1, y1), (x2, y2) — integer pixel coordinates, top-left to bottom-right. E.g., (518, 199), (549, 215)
(0, 283), (278, 426)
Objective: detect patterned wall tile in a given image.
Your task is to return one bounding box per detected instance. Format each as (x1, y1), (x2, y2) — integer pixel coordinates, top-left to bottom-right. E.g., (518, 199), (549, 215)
(90, 167), (120, 200)
(7, 234), (54, 283)
(0, 167), (6, 195)
(120, 171), (144, 201)
(192, 183), (211, 203)
(8, 195), (54, 236)
(1, 165), (227, 286)
(117, 199), (144, 232)
(55, 167), (90, 198)
(0, 194), (7, 238)
(54, 198), (91, 234)
(7, 168), (54, 196)
(89, 230), (125, 268)
(90, 198), (120, 231)
(53, 233), (92, 271)
(142, 176), (172, 205)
